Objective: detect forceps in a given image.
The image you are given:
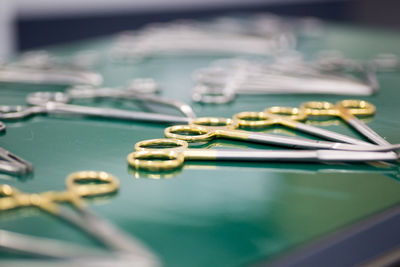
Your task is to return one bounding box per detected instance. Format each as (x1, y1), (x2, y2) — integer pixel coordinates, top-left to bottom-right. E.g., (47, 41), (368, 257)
(232, 103), (374, 145)
(164, 117), (400, 152)
(127, 139), (399, 171)
(26, 82), (196, 120)
(0, 66), (103, 86)
(0, 147), (33, 176)
(0, 123), (33, 176)
(301, 100), (394, 146)
(0, 171), (158, 265)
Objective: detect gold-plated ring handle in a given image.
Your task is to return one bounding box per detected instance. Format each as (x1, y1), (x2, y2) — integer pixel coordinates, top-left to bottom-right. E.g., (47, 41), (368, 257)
(66, 171), (119, 197)
(164, 125), (215, 142)
(232, 111), (273, 128)
(264, 106), (308, 121)
(301, 100), (376, 117)
(300, 101), (338, 116)
(0, 184), (17, 197)
(0, 185), (22, 210)
(127, 150), (184, 171)
(135, 138), (188, 151)
(336, 100), (376, 116)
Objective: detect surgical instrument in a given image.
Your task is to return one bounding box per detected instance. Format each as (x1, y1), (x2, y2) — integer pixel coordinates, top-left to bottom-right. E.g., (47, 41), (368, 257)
(0, 50), (103, 87)
(0, 101), (190, 124)
(164, 117), (400, 152)
(0, 66), (103, 86)
(0, 171), (159, 265)
(0, 147), (33, 176)
(192, 51), (399, 104)
(127, 139), (399, 171)
(0, 256), (153, 267)
(233, 104), (374, 145)
(129, 157), (400, 180)
(111, 16), (295, 61)
(315, 52), (399, 93)
(192, 58), (376, 104)
(69, 78), (161, 95)
(14, 50), (100, 71)
(0, 124), (32, 176)
(27, 80), (196, 119)
(0, 229), (105, 258)
(301, 100), (394, 146)
(0, 227), (155, 266)
(316, 51), (399, 73)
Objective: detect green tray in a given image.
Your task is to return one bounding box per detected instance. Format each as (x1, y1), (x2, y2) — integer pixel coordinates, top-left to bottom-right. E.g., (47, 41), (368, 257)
(1, 23), (400, 266)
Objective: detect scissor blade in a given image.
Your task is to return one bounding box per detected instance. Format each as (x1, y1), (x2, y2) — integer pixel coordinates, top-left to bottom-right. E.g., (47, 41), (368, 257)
(0, 230), (104, 259)
(0, 148), (33, 175)
(206, 149), (398, 162)
(121, 93), (197, 119)
(245, 132), (400, 152)
(46, 102), (190, 124)
(79, 208), (159, 263)
(0, 255), (156, 267)
(0, 161), (23, 176)
(68, 87), (196, 119)
(294, 122), (372, 145)
(347, 118), (391, 146)
(55, 206), (159, 266)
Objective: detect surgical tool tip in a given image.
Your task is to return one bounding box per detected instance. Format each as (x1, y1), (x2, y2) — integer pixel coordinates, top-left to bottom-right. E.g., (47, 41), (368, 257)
(0, 148), (34, 176)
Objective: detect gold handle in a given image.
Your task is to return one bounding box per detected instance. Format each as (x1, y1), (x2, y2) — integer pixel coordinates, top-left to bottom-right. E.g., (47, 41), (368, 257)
(336, 100), (375, 116)
(164, 125), (215, 142)
(300, 100), (376, 118)
(66, 171), (119, 198)
(264, 106), (307, 121)
(232, 111), (275, 128)
(300, 101), (338, 116)
(135, 138), (188, 151)
(127, 150), (184, 171)
(0, 185), (59, 213)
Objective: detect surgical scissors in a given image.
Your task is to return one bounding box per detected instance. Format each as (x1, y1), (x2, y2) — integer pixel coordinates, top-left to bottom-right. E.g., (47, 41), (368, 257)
(26, 81), (196, 119)
(0, 229), (105, 258)
(232, 104), (374, 145)
(127, 139), (399, 171)
(301, 100), (393, 146)
(129, 156), (400, 180)
(164, 117), (400, 152)
(0, 171), (158, 265)
(0, 101), (190, 124)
